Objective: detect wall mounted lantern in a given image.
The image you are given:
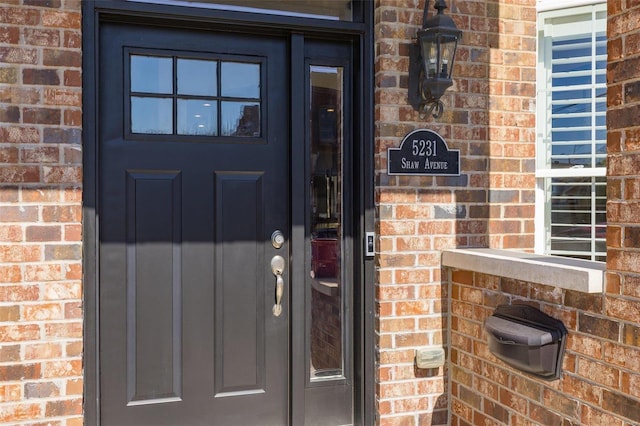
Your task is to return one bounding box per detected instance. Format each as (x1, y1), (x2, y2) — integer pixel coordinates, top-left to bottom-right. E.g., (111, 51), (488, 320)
(409, 0), (462, 118)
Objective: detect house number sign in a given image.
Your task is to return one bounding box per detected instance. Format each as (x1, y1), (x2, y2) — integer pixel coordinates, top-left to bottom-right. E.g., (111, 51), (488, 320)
(387, 129), (460, 176)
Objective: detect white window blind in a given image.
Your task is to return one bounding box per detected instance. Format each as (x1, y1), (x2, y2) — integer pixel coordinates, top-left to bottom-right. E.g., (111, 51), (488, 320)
(536, 4), (606, 261)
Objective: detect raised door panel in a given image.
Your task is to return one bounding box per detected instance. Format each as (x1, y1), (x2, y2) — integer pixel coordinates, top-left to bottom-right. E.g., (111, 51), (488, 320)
(214, 172), (265, 395)
(125, 171), (182, 405)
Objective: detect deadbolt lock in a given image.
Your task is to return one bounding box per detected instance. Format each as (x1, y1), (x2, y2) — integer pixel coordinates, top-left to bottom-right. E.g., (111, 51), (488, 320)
(271, 230), (285, 249)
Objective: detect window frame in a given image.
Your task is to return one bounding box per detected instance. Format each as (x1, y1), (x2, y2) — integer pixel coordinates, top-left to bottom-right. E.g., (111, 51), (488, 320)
(124, 47), (268, 143)
(535, 2), (607, 261)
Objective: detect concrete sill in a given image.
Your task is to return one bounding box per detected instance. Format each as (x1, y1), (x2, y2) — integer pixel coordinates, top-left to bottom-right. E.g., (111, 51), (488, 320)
(442, 248), (605, 293)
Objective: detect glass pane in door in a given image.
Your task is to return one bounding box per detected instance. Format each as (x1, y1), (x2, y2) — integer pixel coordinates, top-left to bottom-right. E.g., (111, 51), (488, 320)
(309, 66), (344, 380)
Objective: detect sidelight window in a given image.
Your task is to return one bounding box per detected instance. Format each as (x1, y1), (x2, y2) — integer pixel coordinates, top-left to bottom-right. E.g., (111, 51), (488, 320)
(309, 65), (345, 381)
(129, 53), (262, 138)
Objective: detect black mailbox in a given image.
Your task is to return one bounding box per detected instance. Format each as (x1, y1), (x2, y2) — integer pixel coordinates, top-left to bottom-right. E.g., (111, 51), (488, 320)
(484, 304), (567, 380)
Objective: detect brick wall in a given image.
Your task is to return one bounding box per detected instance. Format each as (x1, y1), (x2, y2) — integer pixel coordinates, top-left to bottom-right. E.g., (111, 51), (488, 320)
(607, 0), (640, 329)
(374, 0), (536, 423)
(0, 1), (83, 425)
(593, 1), (640, 424)
(447, 268), (640, 425)
(438, 3), (640, 426)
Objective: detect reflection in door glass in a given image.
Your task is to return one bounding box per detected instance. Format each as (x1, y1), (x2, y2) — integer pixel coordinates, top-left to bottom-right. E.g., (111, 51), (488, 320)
(221, 62), (260, 98)
(131, 55), (173, 94)
(177, 99), (217, 135)
(177, 59), (217, 96)
(309, 66), (343, 381)
(131, 97), (173, 134)
(221, 101), (260, 136)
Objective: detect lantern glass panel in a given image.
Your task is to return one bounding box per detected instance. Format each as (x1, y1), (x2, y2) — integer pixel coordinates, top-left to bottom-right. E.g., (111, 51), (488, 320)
(419, 35), (437, 79)
(438, 34), (458, 79)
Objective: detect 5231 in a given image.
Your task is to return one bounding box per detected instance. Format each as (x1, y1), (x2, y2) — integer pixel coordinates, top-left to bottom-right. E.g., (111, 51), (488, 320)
(411, 139), (437, 157)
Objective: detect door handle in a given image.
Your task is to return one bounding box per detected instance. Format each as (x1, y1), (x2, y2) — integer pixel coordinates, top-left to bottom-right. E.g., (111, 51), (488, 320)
(270, 255), (285, 317)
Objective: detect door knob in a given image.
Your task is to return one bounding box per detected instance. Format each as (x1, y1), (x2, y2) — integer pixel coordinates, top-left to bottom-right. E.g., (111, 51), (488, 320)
(270, 255), (285, 317)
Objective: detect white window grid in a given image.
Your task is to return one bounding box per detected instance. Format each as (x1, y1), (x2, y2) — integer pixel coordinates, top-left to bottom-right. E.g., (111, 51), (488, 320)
(535, 3), (607, 261)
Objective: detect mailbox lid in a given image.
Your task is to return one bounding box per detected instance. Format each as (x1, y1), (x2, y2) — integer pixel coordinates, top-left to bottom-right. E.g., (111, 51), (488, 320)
(485, 304), (567, 346)
(484, 315), (556, 346)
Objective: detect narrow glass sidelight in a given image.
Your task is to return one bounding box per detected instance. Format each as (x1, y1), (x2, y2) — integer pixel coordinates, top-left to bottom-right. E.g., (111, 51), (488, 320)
(309, 66), (344, 380)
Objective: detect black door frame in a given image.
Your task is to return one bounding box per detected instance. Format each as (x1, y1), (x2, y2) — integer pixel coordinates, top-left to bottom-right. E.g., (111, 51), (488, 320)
(82, 1), (375, 424)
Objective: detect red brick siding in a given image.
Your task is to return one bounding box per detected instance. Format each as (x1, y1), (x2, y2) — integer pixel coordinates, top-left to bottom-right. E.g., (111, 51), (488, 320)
(447, 268), (640, 426)
(7, 0), (635, 424)
(607, 0), (640, 309)
(0, 1), (82, 425)
(374, 0), (536, 423)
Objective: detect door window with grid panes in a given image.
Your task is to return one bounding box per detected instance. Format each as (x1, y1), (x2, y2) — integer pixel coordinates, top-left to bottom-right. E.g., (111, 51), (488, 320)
(536, 3), (607, 261)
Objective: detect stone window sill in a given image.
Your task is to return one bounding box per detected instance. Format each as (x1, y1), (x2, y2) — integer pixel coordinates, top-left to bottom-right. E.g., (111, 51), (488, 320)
(441, 248), (605, 293)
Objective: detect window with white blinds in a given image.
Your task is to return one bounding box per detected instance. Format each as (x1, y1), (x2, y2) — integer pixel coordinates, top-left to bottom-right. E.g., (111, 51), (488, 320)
(536, 3), (607, 261)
